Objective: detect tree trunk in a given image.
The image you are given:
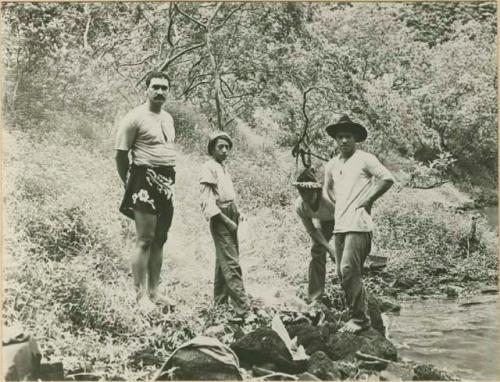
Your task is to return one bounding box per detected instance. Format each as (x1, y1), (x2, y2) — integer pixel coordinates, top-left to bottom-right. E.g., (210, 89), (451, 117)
(206, 3), (224, 130)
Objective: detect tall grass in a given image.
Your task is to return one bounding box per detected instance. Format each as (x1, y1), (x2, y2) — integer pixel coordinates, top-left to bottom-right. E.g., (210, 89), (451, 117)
(3, 101), (497, 379)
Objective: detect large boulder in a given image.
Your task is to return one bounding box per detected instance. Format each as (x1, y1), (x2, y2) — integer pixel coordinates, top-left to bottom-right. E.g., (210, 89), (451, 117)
(286, 323), (338, 355)
(230, 328), (301, 373)
(325, 328), (398, 362)
(306, 351), (343, 381)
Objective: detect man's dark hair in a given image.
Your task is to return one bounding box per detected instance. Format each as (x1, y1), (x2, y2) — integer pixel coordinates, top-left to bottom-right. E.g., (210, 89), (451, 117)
(145, 71), (171, 88)
(208, 136), (232, 155)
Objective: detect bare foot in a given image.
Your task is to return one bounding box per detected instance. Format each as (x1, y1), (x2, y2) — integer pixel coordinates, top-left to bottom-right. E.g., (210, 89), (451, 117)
(137, 295), (157, 314)
(151, 294), (176, 308)
(339, 319), (364, 333)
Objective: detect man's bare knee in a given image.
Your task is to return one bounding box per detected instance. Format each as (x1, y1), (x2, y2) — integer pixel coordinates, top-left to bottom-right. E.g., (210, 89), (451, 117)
(153, 233), (168, 247)
(136, 234), (155, 251)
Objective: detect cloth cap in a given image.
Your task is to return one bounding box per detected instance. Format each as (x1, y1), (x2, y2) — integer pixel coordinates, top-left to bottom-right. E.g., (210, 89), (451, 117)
(208, 131), (233, 155)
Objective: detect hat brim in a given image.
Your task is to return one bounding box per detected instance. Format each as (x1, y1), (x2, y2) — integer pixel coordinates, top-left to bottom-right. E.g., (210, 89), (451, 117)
(325, 122), (367, 142)
(292, 182), (323, 189)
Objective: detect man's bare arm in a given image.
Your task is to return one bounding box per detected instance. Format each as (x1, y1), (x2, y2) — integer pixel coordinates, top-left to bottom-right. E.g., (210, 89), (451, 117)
(357, 179), (393, 214)
(115, 150), (129, 185)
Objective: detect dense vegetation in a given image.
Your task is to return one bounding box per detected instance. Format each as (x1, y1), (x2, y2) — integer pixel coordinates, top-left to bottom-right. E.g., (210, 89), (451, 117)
(2, 2), (497, 380)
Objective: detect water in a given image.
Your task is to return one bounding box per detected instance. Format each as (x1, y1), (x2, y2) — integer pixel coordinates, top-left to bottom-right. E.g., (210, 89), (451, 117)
(387, 295), (499, 380)
(481, 206), (498, 229)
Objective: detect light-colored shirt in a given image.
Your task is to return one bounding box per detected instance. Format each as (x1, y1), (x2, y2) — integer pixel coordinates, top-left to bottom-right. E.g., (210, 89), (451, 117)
(115, 104), (176, 167)
(295, 194), (336, 234)
(199, 158), (236, 220)
(324, 150), (394, 233)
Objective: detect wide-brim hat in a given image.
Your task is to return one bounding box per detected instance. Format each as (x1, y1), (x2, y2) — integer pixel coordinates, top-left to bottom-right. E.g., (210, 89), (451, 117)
(325, 115), (368, 142)
(292, 168), (322, 190)
(292, 181), (322, 189)
(207, 131), (233, 155)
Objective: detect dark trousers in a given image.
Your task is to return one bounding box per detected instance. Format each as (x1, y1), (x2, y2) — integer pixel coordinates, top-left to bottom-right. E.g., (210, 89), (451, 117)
(209, 203), (247, 313)
(334, 232), (372, 327)
(309, 220), (335, 302)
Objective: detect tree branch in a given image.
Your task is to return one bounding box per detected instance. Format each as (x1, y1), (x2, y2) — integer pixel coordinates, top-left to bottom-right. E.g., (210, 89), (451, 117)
(166, 3), (176, 48)
(116, 54), (155, 68)
(174, 3), (207, 29)
(214, 3), (245, 31)
(83, 5), (92, 51)
(408, 180), (451, 189)
(135, 42), (206, 87)
(183, 81), (212, 99)
(160, 42), (206, 71)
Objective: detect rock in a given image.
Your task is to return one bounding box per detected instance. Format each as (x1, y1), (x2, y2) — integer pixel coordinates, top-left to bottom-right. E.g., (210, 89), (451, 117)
(367, 294), (385, 335)
(306, 351), (343, 380)
(480, 286), (498, 295)
(443, 285), (462, 298)
(325, 328), (397, 362)
(286, 323), (337, 355)
(413, 363), (460, 381)
(359, 360), (387, 371)
(429, 266), (448, 276)
(231, 328), (299, 373)
(66, 373), (104, 381)
(379, 362), (415, 381)
(377, 297), (401, 313)
(36, 362), (64, 381)
(296, 372), (322, 381)
(384, 287), (399, 297)
(203, 324), (226, 338)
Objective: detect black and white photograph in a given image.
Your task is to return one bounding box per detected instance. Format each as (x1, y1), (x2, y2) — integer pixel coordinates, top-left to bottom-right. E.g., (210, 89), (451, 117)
(2, 1), (498, 381)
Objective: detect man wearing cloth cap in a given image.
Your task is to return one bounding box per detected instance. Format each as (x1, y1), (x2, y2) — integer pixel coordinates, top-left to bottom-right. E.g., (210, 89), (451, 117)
(324, 115), (394, 333)
(293, 168), (336, 304)
(115, 71), (176, 313)
(199, 131), (249, 317)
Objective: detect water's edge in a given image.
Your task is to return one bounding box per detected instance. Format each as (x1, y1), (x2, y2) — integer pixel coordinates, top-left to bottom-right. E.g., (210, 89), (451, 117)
(387, 295), (499, 380)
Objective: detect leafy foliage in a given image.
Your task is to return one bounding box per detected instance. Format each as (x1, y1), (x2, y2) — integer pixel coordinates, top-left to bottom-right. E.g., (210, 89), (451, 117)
(2, 3), (498, 380)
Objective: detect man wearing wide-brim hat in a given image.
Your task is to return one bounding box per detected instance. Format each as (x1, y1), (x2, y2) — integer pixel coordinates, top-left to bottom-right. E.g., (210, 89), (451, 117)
(293, 168), (336, 304)
(323, 115), (394, 333)
(199, 131), (249, 318)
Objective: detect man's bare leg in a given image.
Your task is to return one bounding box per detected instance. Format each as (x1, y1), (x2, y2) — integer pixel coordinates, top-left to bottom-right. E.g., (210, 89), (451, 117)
(148, 209), (175, 307)
(133, 210), (157, 313)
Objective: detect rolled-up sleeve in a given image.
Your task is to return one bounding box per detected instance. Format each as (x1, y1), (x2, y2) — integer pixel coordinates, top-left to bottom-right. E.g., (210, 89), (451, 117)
(199, 161), (220, 220)
(200, 184), (221, 220)
(365, 153), (395, 182)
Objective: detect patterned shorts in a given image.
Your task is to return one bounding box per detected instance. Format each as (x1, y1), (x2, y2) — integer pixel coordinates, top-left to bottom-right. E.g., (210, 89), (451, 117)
(120, 165), (175, 220)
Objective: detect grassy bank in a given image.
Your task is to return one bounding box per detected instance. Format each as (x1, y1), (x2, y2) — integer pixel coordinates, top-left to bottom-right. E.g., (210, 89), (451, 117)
(3, 104), (497, 379)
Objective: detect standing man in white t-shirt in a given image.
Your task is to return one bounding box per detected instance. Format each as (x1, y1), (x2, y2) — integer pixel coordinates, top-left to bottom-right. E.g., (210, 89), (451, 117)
(323, 115), (394, 333)
(115, 71), (176, 313)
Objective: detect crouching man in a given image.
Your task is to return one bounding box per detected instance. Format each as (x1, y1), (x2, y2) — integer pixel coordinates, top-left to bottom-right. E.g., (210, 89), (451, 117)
(293, 168), (336, 304)
(199, 131), (249, 318)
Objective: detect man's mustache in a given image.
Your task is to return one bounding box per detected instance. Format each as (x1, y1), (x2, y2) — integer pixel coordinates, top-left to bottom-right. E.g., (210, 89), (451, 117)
(155, 95), (165, 100)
